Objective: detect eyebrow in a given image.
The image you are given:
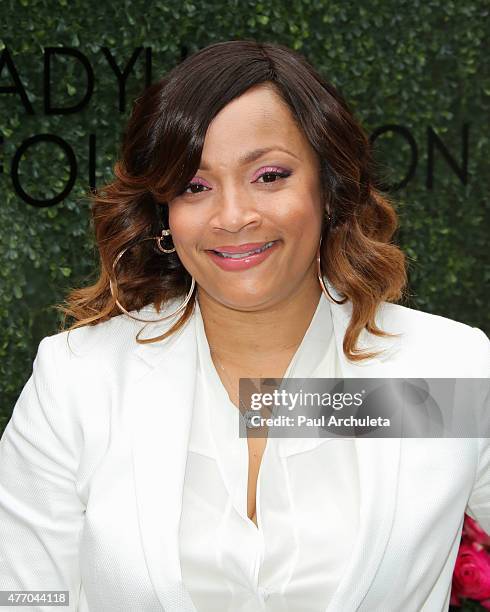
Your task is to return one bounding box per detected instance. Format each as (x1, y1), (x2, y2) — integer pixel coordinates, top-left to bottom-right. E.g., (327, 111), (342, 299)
(198, 146), (300, 171)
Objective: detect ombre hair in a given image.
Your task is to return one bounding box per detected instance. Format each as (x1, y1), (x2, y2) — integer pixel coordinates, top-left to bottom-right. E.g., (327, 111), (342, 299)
(56, 39), (408, 362)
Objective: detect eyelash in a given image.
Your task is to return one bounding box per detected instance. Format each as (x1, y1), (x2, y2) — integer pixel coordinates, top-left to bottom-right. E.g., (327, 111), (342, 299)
(180, 168), (292, 196)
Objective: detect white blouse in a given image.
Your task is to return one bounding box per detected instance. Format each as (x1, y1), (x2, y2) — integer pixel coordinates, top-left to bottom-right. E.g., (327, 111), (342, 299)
(179, 294), (360, 612)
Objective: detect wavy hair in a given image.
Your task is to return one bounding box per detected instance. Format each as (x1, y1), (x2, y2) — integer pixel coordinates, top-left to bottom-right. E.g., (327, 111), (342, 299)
(56, 39), (408, 362)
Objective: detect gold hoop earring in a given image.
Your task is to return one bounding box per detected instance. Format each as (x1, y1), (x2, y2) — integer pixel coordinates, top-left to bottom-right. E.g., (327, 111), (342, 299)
(109, 228), (196, 323)
(316, 235), (347, 305)
(156, 228), (176, 254)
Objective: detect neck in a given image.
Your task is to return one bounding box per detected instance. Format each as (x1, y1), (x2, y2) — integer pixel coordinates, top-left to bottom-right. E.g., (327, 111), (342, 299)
(196, 266), (322, 369)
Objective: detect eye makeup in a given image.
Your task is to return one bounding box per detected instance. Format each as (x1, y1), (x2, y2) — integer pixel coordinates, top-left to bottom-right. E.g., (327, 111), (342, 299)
(180, 165), (292, 196)
(251, 166), (292, 182)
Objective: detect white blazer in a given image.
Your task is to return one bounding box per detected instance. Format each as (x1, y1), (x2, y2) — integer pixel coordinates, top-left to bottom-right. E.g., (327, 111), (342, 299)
(0, 282), (489, 612)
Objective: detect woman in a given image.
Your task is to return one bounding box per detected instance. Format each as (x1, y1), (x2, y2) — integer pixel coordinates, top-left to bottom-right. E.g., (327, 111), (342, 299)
(0, 40), (488, 612)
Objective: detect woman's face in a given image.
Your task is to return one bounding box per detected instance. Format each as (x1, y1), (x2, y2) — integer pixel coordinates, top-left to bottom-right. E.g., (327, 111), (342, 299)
(167, 83), (324, 311)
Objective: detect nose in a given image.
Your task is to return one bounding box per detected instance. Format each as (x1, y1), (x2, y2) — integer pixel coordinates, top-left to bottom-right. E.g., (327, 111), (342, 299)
(210, 184), (261, 233)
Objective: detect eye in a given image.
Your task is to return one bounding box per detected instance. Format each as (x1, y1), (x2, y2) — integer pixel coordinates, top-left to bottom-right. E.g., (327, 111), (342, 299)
(254, 168), (292, 184)
(180, 180), (209, 196)
(181, 183), (208, 195)
(179, 167), (292, 196)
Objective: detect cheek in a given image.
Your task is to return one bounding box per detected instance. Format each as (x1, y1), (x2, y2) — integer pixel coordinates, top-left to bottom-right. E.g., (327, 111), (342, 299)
(278, 193), (322, 236)
(167, 207), (199, 249)
(277, 193), (322, 261)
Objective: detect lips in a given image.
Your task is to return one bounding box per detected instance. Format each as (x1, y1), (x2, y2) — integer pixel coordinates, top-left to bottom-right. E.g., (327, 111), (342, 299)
(209, 241), (276, 254)
(212, 241), (276, 258)
(206, 240), (280, 271)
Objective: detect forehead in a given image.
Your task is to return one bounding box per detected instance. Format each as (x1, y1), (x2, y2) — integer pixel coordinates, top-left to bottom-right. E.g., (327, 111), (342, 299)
(200, 85), (310, 165)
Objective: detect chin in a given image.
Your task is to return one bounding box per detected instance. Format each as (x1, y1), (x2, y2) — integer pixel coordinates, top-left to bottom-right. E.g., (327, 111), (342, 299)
(206, 287), (278, 311)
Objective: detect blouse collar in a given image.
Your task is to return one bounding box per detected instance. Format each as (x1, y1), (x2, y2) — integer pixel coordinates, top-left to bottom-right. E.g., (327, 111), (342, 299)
(194, 291), (339, 457)
(194, 290), (334, 380)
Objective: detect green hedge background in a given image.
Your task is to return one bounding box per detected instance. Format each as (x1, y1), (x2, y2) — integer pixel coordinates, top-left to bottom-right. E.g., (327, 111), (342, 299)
(0, 1), (489, 609)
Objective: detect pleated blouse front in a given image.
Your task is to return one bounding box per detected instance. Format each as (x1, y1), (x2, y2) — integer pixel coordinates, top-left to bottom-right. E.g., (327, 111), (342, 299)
(178, 293), (360, 612)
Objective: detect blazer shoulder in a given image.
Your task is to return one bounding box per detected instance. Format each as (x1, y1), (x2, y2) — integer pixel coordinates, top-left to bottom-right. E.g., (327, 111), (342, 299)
(37, 298), (193, 384)
(39, 311), (144, 372)
(378, 301), (489, 374)
(379, 301), (481, 333)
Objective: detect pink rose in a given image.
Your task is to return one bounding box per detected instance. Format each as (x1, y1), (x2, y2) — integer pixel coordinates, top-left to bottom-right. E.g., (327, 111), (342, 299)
(463, 514), (490, 547)
(453, 542), (490, 601)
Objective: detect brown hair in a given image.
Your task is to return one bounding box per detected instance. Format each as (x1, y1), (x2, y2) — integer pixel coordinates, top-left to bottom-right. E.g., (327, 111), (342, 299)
(56, 39), (408, 362)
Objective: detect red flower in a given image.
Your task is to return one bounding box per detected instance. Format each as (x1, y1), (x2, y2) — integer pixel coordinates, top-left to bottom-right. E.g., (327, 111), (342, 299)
(463, 515), (490, 548)
(453, 542), (490, 601)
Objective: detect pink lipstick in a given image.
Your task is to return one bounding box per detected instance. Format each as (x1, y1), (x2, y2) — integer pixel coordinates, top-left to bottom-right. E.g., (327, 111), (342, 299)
(206, 240), (280, 271)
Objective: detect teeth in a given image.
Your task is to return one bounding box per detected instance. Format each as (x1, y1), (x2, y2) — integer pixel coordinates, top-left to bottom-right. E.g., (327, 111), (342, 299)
(216, 241), (275, 259)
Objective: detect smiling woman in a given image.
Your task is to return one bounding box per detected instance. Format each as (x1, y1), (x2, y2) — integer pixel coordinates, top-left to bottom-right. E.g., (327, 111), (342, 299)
(166, 84), (326, 319)
(0, 39), (488, 612)
(53, 39), (408, 364)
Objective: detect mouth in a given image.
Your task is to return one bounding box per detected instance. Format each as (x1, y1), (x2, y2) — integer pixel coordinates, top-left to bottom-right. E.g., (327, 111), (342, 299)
(208, 241), (277, 259)
(205, 240), (280, 271)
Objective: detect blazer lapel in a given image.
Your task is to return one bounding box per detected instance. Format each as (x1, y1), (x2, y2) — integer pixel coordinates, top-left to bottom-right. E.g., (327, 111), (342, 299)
(325, 280), (402, 611)
(128, 306), (199, 611)
(128, 283), (404, 612)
